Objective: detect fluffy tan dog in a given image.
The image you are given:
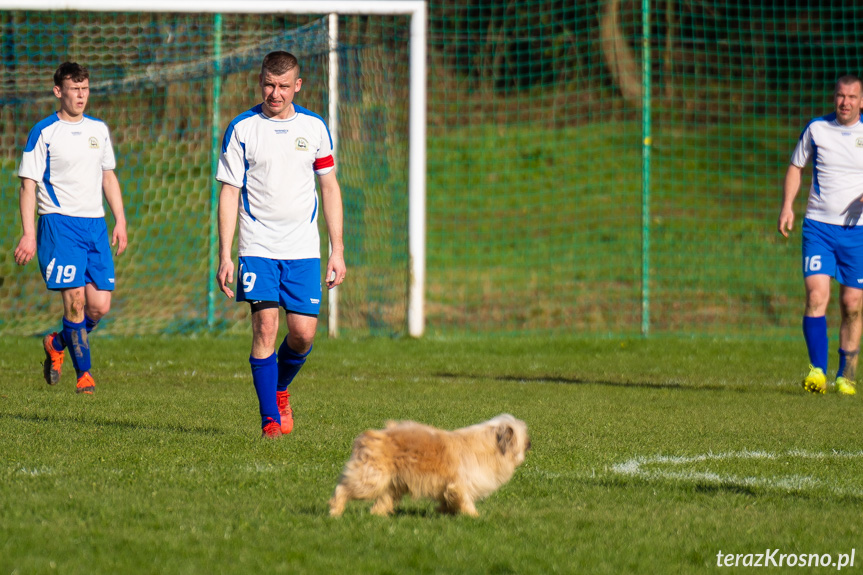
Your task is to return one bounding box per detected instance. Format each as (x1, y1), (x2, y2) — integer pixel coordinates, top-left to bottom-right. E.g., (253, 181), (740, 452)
(328, 413), (530, 517)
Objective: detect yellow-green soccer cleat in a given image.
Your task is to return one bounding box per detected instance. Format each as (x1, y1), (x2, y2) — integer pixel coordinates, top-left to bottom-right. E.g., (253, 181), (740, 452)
(835, 376), (857, 396)
(802, 365), (827, 394)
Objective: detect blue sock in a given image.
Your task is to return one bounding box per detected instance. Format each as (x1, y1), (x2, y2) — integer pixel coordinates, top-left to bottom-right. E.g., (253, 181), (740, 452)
(838, 348), (848, 378)
(250, 353), (279, 428)
(53, 316), (98, 352)
(837, 348), (859, 379)
(52, 330), (66, 352)
(277, 340), (311, 392)
(802, 316), (828, 373)
(62, 317), (91, 377)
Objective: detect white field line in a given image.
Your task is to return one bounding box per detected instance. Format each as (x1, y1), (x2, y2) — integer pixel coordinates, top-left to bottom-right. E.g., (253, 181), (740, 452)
(13, 466), (54, 476)
(610, 450), (863, 497)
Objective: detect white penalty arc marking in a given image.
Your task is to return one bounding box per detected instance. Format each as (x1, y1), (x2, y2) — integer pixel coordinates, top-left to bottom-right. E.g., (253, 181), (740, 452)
(610, 449), (863, 497)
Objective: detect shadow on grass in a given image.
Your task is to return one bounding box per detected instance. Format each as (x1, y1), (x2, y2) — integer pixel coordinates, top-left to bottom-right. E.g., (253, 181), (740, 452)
(593, 474), (863, 503)
(393, 506), (448, 518)
(326, 504), (444, 519)
(434, 372), (752, 393)
(0, 410), (224, 435)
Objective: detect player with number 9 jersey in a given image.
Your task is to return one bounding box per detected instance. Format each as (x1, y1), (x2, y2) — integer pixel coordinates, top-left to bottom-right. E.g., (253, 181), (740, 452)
(216, 51), (346, 438)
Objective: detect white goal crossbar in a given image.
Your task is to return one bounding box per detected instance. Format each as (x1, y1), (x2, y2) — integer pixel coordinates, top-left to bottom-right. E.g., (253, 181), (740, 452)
(11, 0), (428, 338)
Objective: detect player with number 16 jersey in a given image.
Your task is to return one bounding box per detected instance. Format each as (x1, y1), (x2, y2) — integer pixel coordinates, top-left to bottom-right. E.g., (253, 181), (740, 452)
(778, 74), (863, 396)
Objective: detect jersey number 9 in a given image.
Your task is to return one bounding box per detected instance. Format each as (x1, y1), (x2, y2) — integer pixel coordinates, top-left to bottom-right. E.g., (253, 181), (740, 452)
(243, 272), (257, 293)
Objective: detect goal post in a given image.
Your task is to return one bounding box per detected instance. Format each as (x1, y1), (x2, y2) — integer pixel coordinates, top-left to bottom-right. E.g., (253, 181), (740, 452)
(6, 0), (427, 338)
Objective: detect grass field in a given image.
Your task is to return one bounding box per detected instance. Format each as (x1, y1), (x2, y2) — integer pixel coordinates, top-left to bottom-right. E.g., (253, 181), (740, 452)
(2, 333), (861, 574)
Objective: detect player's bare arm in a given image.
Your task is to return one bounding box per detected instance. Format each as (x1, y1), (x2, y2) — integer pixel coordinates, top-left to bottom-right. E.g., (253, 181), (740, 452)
(216, 183), (240, 298)
(319, 170), (345, 289)
(102, 169), (128, 255)
(14, 178), (37, 266)
(778, 164), (804, 237)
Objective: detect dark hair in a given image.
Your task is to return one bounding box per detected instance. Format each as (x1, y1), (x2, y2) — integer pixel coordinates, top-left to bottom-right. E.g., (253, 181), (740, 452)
(261, 51), (299, 78)
(835, 74), (863, 93)
(54, 62), (89, 86)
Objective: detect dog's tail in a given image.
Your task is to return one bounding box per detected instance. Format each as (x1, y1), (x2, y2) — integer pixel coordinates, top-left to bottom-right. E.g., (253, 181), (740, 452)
(345, 430), (394, 485)
(330, 430), (393, 517)
(350, 429), (390, 468)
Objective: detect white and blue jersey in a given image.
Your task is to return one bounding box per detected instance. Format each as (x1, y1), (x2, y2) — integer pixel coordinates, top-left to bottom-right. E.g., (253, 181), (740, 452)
(18, 112), (116, 218)
(216, 103), (335, 260)
(792, 112), (863, 226)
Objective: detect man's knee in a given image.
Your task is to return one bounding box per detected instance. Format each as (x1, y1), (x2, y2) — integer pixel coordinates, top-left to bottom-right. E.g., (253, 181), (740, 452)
(286, 331), (314, 354)
(840, 289), (863, 319)
(251, 307), (280, 349)
(253, 321), (278, 341)
(285, 313), (317, 353)
(63, 290), (86, 320)
(85, 301), (111, 321)
(69, 297), (86, 316)
(805, 290), (830, 315)
(842, 304), (863, 323)
(83, 285), (112, 321)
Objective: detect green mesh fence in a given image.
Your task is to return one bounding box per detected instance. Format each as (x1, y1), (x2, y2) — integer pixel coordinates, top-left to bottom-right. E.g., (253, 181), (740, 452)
(0, 11), (410, 336)
(1, 3), (862, 339)
(424, 0), (863, 338)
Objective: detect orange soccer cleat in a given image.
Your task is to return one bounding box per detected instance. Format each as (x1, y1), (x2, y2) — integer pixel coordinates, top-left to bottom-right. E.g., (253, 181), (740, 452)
(276, 390), (294, 434)
(75, 372), (95, 395)
(261, 418), (283, 439)
(42, 333), (65, 385)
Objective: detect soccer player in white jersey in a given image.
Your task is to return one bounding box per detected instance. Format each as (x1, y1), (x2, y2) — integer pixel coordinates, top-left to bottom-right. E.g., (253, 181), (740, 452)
(13, 62), (128, 394)
(216, 51), (345, 438)
(778, 74), (863, 396)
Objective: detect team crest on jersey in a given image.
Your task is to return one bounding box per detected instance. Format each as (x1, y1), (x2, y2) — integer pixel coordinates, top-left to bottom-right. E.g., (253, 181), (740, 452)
(856, 137), (863, 148)
(295, 137), (309, 151)
(89, 137), (99, 149)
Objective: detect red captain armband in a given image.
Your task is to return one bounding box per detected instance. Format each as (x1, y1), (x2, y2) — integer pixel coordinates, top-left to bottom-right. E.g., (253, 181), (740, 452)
(313, 155), (335, 172)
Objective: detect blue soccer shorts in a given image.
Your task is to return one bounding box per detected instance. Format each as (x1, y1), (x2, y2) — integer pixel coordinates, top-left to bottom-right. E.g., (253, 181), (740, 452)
(37, 214), (115, 291)
(802, 218), (863, 287)
(236, 256), (322, 315)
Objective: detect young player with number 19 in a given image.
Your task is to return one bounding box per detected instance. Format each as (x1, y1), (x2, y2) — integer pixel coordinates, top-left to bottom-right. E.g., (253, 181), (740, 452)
(13, 62), (128, 395)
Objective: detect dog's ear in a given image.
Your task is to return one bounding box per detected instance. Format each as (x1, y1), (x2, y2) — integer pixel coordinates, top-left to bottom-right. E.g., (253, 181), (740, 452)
(496, 424), (515, 455)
